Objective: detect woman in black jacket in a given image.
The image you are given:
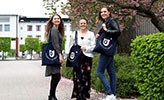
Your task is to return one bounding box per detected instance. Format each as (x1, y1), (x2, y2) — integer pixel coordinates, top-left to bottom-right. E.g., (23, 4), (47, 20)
(45, 14), (64, 100)
(96, 7), (121, 100)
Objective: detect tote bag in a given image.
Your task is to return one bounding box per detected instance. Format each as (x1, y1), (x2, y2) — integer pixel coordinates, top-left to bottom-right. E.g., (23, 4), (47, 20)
(66, 31), (82, 67)
(41, 30), (61, 66)
(93, 33), (117, 56)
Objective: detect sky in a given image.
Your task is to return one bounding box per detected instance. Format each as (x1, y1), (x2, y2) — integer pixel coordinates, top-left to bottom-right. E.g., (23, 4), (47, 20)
(0, 0), (55, 18)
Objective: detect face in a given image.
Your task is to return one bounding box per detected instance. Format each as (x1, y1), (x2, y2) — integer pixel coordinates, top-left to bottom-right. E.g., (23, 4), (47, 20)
(52, 15), (61, 26)
(79, 19), (88, 30)
(100, 8), (110, 20)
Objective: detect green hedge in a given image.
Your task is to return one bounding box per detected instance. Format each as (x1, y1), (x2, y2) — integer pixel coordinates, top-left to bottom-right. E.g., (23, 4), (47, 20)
(62, 53), (137, 98)
(131, 32), (164, 100)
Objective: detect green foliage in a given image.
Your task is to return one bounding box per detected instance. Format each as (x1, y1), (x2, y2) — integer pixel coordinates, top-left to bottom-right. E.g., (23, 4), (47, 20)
(61, 61), (73, 79)
(25, 37), (39, 52)
(7, 49), (15, 57)
(19, 44), (26, 52)
(114, 54), (138, 97)
(0, 37), (11, 52)
(0, 37), (11, 60)
(62, 36), (66, 50)
(62, 53), (137, 98)
(25, 37), (39, 59)
(131, 32), (164, 100)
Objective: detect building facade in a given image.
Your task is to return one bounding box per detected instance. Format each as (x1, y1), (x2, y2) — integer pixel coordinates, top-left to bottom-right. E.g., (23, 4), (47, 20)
(0, 14), (71, 56)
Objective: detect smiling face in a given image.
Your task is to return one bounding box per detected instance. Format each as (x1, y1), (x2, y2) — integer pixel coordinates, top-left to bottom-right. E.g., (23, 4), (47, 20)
(100, 7), (110, 20)
(78, 19), (88, 30)
(52, 15), (61, 26)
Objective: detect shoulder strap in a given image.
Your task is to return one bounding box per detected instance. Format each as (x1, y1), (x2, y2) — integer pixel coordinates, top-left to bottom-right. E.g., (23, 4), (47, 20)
(75, 31), (78, 45)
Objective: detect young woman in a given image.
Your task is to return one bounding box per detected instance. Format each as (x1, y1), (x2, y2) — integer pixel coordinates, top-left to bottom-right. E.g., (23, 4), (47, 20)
(45, 14), (64, 100)
(96, 7), (121, 100)
(67, 18), (96, 100)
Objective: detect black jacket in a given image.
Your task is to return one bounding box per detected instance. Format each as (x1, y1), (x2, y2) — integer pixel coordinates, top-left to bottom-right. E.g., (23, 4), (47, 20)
(98, 17), (121, 39)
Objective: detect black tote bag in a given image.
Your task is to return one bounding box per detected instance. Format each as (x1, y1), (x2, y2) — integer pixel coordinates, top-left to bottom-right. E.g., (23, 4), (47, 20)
(41, 30), (61, 66)
(93, 33), (117, 56)
(66, 31), (82, 67)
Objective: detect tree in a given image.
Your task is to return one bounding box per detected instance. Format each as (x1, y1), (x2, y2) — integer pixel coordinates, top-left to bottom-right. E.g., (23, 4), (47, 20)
(20, 44), (26, 57)
(0, 37), (11, 60)
(25, 37), (39, 60)
(43, 0), (164, 32)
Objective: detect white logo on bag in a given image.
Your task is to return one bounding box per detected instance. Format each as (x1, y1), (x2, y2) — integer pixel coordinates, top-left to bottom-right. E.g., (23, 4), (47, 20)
(70, 52), (75, 59)
(49, 50), (55, 57)
(103, 38), (110, 46)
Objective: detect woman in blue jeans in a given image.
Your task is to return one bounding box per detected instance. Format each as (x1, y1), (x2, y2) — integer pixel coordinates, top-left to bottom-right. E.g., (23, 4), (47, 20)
(96, 7), (121, 100)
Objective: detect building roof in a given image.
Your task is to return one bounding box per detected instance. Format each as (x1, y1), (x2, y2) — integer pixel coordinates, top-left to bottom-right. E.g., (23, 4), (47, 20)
(19, 16), (70, 23)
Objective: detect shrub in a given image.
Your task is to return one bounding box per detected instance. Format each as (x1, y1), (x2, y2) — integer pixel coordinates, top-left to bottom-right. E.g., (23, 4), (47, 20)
(131, 32), (164, 100)
(114, 54), (138, 97)
(62, 53), (137, 98)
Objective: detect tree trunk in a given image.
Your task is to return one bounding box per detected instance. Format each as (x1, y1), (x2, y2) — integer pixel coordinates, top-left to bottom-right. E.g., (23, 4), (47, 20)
(151, 17), (164, 32)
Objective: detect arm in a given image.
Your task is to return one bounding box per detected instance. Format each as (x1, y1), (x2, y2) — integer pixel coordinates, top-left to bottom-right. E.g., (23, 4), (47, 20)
(103, 18), (121, 37)
(50, 27), (62, 54)
(50, 27), (63, 64)
(85, 32), (96, 53)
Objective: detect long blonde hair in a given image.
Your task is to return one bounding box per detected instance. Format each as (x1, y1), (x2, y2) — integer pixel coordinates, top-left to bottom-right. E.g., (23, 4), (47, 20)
(45, 14), (65, 39)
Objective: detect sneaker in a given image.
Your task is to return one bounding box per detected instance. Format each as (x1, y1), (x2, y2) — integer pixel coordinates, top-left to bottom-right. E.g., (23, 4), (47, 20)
(113, 95), (116, 100)
(101, 94), (115, 100)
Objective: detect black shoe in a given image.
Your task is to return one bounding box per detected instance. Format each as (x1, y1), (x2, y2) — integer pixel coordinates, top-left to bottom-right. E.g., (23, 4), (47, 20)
(48, 96), (57, 100)
(77, 97), (86, 100)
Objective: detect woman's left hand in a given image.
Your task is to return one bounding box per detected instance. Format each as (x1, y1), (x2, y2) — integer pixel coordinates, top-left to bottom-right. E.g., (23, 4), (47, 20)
(81, 46), (86, 51)
(59, 54), (64, 64)
(102, 23), (107, 31)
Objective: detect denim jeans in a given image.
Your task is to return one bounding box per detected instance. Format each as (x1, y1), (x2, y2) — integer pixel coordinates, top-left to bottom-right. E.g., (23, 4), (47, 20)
(96, 54), (116, 95)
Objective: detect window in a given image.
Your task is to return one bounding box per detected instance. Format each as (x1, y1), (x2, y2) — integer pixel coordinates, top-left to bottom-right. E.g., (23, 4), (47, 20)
(0, 24), (2, 31)
(4, 24), (10, 31)
(36, 25), (41, 31)
(36, 35), (41, 40)
(27, 35), (32, 37)
(27, 25), (32, 31)
(0, 17), (10, 22)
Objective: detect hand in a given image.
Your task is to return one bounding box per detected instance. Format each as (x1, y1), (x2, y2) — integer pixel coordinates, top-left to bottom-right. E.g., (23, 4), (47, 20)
(96, 34), (100, 39)
(81, 46), (86, 51)
(102, 23), (107, 31)
(59, 54), (64, 64)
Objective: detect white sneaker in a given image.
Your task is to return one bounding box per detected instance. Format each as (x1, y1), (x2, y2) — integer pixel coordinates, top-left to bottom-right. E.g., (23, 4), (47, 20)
(113, 95), (116, 100)
(101, 94), (116, 100)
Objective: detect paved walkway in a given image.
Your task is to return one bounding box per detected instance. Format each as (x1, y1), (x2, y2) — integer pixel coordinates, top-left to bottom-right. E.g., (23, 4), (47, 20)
(0, 60), (137, 100)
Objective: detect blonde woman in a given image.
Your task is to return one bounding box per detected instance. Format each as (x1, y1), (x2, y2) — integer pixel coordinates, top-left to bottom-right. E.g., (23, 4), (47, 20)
(68, 18), (96, 100)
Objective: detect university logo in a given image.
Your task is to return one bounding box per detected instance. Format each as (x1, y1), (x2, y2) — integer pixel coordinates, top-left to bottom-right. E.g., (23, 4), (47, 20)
(49, 50), (55, 58)
(70, 52), (75, 60)
(103, 38), (110, 46)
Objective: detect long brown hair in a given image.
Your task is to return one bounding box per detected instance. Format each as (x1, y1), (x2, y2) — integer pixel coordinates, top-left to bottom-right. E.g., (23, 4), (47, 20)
(45, 14), (65, 39)
(96, 6), (112, 23)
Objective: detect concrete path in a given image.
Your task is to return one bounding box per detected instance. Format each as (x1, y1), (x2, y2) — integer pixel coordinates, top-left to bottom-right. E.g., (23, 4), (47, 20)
(0, 60), (137, 100)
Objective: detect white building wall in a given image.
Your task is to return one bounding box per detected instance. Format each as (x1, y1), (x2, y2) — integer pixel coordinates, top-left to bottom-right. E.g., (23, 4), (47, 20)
(0, 15), (18, 38)
(19, 22), (47, 44)
(0, 15), (19, 50)
(0, 14), (72, 57)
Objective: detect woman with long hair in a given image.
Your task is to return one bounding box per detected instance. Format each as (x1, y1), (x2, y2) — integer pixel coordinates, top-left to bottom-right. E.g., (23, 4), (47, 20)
(96, 7), (121, 100)
(45, 14), (64, 100)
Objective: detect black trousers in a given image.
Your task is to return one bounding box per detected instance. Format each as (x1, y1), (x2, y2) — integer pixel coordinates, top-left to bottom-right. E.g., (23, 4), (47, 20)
(49, 73), (61, 97)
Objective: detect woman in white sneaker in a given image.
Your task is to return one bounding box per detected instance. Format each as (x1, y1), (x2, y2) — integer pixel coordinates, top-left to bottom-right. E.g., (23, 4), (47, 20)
(96, 7), (121, 100)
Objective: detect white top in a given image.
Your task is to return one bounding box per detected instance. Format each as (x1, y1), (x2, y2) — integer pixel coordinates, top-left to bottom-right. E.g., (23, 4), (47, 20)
(65, 30), (96, 58)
